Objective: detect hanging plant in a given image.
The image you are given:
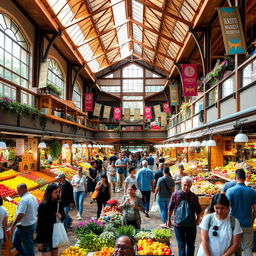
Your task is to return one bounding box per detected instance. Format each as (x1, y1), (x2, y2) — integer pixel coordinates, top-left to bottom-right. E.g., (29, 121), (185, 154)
(46, 83), (63, 97)
(180, 102), (190, 112)
(49, 140), (62, 159)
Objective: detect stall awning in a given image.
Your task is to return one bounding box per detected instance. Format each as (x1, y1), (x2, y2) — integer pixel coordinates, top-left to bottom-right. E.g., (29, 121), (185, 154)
(204, 122), (235, 135)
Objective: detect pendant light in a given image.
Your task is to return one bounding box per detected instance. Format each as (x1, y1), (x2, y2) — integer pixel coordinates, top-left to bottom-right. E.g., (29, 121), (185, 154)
(184, 141), (190, 147)
(82, 144), (87, 148)
(194, 140), (201, 147)
(234, 124), (248, 143)
(63, 143), (69, 148)
(206, 138), (216, 147)
(201, 139), (208, 147)
(38, 141), (47, 149)
(0, 141), (7, 149)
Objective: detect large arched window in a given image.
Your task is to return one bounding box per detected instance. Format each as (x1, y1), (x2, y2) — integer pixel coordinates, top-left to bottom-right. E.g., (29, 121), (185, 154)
(47, 59), (64, 98)
(72, 82), (82, 109)
(0, 13), (30, 100)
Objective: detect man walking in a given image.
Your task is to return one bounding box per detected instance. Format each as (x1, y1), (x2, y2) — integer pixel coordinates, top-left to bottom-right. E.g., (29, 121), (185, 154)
(115, 153), (126, 192)
(153, 163), (165, 192)
(226, 169), (256, 256)
(147, 153), (155, 171)
(136, 160), (154, 217)
(10, 183), (38, 256)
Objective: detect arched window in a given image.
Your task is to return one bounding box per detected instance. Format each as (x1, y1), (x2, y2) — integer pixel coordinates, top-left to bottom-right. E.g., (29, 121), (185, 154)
(47, 59), (64, 98)
(72, 82), (82, 109)
(0, 13), (30, 100)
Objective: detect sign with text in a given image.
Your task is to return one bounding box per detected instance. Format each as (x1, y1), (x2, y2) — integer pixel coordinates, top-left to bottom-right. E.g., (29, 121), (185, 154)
(93, 103), (102, 117)
(134, 108), (141, 120)
(103, 105), (111, 119)
(124, 108), (130, 120)
(169, 84), (179, 106)
(182, 64), (198, 96)
(217, 7), (246, 55)
(154, 105), (161, 117)
(113, 107), (121, 120)
(162, 102), (171, 114)
(144, 106), (152, 119)
(38, 60), (50, 88)
(83, 93), (93, 112)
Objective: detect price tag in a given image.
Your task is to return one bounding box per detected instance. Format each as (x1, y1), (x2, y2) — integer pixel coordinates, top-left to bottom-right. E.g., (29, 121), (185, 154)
(5, 197), (13, 201)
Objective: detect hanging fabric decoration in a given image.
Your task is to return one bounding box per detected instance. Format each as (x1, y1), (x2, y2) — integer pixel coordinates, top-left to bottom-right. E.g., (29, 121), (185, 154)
(103, 105), (111, 119)
(83, 93), (93, 112)
(124, 108), (130, 120)
(93, 103), (102, 117)
(160, 112), (167, 128)
(181, 64), (198, 96)
(162, 102), (171, 114)
(113, 107), (121, 120)
(144, 106), (152, 119)
(169, 84), (179, 106)
(154, 105), (161, 118)
(134, 108), (141, 120)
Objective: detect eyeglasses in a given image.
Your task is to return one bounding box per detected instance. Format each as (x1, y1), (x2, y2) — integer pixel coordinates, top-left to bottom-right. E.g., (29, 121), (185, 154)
(212, 225), (218, 236)
(115, 244), (132, 250)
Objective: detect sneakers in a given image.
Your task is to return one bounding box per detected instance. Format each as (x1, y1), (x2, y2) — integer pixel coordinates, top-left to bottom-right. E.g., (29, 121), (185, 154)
(143, 211), (150, 218)
(116, 188), (120, 193)
(77, 213), (82, 220)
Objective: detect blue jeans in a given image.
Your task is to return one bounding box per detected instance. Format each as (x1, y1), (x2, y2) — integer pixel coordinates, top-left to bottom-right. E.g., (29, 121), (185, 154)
(141, 190), (151, 213)
(174, 225), (197, 256)
(157, 197), (170, 224)
(63, 206), (73, 228)
(73, 191), (85, 216)
(0, 238), (3, 256)
(12, 223), (36, 256)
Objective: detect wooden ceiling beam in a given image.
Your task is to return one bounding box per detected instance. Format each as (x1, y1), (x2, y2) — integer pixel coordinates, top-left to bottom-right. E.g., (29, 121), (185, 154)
(135, 24), (156, 50)
(135, 0), (193, 27)
(125, 0), (133, 53)
(130, 18), (182, 47)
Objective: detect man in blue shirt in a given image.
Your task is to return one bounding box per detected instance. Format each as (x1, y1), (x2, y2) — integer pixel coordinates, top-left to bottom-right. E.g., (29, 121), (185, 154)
(115, 154), (126, 192)
(221, 180), (236, 194)
(147, 153), (155, 171)
(226, 169), (256, 256)
(136, 160), (154, 217)
(153, 163), (164, 192)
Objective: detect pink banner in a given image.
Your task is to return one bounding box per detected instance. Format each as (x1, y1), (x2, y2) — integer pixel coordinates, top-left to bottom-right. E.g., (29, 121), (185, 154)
(83, 93), (93, 112)
(113, 107), (121, 120)
(144, 106), (152, 119)
(182, 64), (198, 96)
(162, 102), (171, 114)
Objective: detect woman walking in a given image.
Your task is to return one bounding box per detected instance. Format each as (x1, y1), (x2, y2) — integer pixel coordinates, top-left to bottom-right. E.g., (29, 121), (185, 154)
(87, 160), (98, 204)
(173, 164), (187, 191)
(107, 161), (116, 193)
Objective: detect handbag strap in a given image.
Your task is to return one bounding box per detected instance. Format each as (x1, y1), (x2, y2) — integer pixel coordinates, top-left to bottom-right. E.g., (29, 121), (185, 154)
(163, 179), (172, 194)
(56, 201), (60, 223)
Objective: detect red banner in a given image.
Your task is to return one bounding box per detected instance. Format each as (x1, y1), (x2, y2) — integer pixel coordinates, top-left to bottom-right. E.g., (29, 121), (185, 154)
(144, 106), (152, 119)
(162, 102), (171, 114)
(182, 64), (198, 96)
(83, 93), (93, 112)
(113, 107), (121, 120)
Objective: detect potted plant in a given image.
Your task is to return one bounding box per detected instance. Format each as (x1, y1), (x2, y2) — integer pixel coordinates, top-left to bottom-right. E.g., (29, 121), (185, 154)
(41, 83), (62, 98)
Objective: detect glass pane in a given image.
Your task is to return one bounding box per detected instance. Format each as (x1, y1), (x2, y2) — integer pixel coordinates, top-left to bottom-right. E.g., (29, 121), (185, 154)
(0, 66), (3, 77)
(13, 58), (20, 75)
(242, 61), (256, 87)
(222, 76), (234, 98)
(12, 73), (20, 84)
(13, 42), (20, 59)
(4, 52), (12, 69)
(4, 69), (11, 81)
(0, 31), (4, 46)
(5, 36), (12, 53)
(0, 48), (4, 65)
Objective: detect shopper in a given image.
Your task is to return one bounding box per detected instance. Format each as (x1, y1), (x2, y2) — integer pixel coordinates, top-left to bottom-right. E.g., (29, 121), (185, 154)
(10, 183), (38, 256)
(147, 153), (154, 171)
(87, 160), (98, 203)
(119, 184), (143, 229)
(167, 176), (202, 256)
(95, 173), (111, 219)
(37, 183), (65, 256)
(57, 173), (74, 229)
(136, 160), (154, 217)
(71, 167), (87, 220)
(95, 155), (103, 174)
(88, 155), (95, 164)
(173, 164), (187, 191)
(124, 167), (138, 195)
(153, 163), (165, 192)
(159, 154), (165, 164)
(103, 156), (109, 172)
(139, 154), (148, 168)
(123, 153), (129, 178)
(226, 169), (256, 256)
(221, 180), (236, 194)
(197, 194), (242, 256)
(154, 167), (174, 227)
(115, 153), (126, 192)
(109, 153), (118, 165)
(112, 235), (136, 256)
(0, 196), (8, 256)
(107, 161), (116, 193)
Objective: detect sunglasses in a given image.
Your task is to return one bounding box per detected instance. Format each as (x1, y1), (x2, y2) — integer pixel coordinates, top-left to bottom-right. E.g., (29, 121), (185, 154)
(212, 225), (218, 236)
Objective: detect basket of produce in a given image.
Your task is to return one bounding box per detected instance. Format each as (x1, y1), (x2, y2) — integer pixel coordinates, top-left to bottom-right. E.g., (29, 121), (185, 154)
(134, 230), (154, 242)
(152, 229), (171, 245)
(136, 239), (173, 255)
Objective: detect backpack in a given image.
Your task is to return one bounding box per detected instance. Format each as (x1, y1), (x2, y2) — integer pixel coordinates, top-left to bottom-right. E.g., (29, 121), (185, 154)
(207, 213), (235, 232)
(175, 192), (195, 226)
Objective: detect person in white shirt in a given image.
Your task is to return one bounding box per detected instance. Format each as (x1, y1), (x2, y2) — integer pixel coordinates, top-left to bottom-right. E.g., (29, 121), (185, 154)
(197, 193), (242, 256)
(0, 196), (8, 256)
(10, 183), (38, 256)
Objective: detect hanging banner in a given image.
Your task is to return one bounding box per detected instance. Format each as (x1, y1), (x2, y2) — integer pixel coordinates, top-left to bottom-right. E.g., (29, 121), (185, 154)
(154, 105), (161, 118)
(134, 108), (141, 120)
(93, 103), (102, 117)
(113, 107), (121, 120)
(182, 64), (198, 96)
(162, 102), (171, 114)
(144, 106), (152, 119)
(38, 60), (50, 88)
(103, 105), (111, 119)
(160, 112), (167, 127)
(83, 93), (93, 112)
(217, 7), (246, 55)
(16, 139), (24, 156)
(169, 84), (179, 106)
(124, 108), (130, 120)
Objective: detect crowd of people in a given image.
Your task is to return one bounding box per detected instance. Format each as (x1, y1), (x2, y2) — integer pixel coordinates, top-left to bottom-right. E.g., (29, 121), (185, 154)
(0, 151), (256, 256)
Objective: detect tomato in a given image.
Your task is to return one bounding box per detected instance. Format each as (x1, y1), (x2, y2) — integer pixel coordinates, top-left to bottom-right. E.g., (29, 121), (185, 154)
(138, 246), (143, 251)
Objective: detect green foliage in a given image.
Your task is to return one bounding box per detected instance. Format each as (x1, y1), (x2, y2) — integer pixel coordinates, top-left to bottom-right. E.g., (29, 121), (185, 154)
(152, 228), (172, 239)
(116, 225), (135, 237)
(46, 83), (62, 96)
(49, 140), (62, 159)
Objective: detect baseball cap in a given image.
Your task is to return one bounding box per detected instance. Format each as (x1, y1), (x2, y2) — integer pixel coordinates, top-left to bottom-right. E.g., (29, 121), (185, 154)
(56, 173), (66, 179)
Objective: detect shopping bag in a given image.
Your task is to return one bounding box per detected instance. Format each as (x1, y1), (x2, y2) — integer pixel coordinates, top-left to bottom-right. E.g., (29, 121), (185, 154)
(136, 189), (143, 198)
(52, 222), (69, 248)
(150, 201), (160, 213)
(91, 190), (99, 199)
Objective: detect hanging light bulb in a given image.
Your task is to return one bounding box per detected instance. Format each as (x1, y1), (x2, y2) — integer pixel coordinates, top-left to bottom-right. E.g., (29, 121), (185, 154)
(201, 139), (208, 147)
(189, 141), (195, 147)
(82, 144), (87, 148)
(0, 141), (7, 149)
(63, 143), (69, 148)
(207, 139), (216, 147)
(38, 141), (47, 149)
(234, 133), (248, 143)
(194, 140), (201, 147)
(88, 144), (92, 148)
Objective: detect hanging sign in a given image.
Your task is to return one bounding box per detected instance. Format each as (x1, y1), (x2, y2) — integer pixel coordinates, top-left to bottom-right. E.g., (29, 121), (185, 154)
(16, 139), (24, 156)
(38, 60), (50, 88)
(217, 7), (246, 55)
(169, 84), (179, 106)
(162, 102), (171, 114)
(103, 105), (111, 119)
(124, 108), (130, 120)
(154, 105), (161, 118)
(160, 112), (167, 127)
(144, 106), (152, 119)
(83, 93), (93, 112)
(134, 108), (141, 120)
(113, 107), (121, 120)
(93, 103), (102, 117)
(181, 64), (198, 96)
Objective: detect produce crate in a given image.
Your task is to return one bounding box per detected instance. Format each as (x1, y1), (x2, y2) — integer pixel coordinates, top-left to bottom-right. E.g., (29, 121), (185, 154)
(154, 238), (170, 245)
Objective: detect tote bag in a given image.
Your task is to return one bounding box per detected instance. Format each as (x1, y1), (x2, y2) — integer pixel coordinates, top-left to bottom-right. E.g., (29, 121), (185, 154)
(91, 190), (99, 199)
(52, 202), (69, 248)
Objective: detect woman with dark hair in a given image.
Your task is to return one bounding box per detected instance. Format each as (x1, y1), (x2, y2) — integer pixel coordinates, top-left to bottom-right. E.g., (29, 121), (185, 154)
(197, 194), (242, 256)
(95, 173), (111, 218)
(87, 161), (98, 204)
(119, 184), (143, 229)
(0, 196), (8, 256)
(36, 183), (65, 256)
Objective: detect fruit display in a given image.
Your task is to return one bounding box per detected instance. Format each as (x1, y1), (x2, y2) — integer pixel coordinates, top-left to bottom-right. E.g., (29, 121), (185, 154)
(99, 212), (122, 227)
(61, 246), (88, 256)
(0, 184), (16, 197)
(102, 205), (122, 214)
(137, 239), (172, 255)
(152, 229), (171, 240)
(0, 176), (38, 190)
(30, 172), (55, 182)
(191, 180), (221, 195)
(135, 231), (154, 239)
(12, 189), (44, 204)
(0, 169), (18, 180)
(93, 247), (114, 256)
(50, 166), (77, 180)
(3, 200), (17, 223)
